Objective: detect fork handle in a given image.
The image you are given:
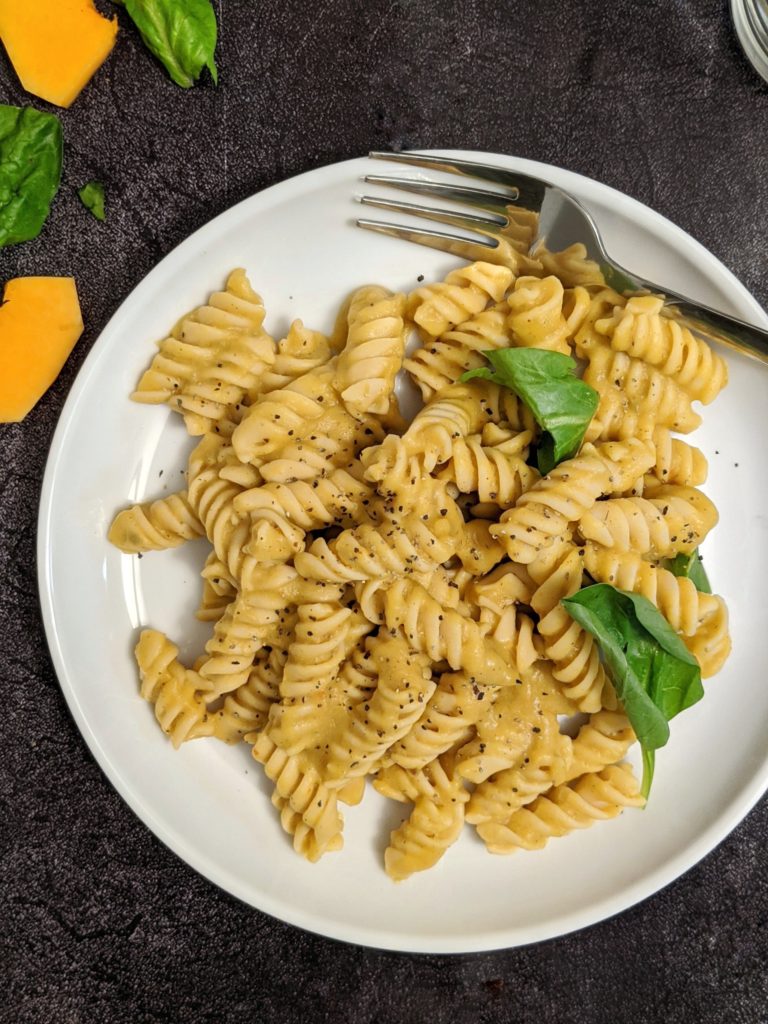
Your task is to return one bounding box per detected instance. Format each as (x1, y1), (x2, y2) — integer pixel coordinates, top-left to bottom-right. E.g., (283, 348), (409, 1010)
(622, 272), (768, 365)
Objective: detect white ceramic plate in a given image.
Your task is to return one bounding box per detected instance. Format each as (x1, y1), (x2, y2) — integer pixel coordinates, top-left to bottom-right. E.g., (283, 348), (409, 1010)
(38, 152), (768, 953)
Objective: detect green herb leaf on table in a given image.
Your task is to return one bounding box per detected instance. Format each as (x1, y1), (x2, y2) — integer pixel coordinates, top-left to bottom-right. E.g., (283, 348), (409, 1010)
(78, 181), (106, 222)
(122, 0), (218, 88)
(562, 584), (703, 799)
(462, 349), (599, 474)
(0, 105), (62, 248)
(664, 548), (711, 594)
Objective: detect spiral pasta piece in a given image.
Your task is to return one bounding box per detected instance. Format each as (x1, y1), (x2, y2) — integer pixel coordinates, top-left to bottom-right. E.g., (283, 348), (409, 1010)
(491, 438), (657, 563)
(279, 597), (351, 703)
(497, 206), (541, 266)
(368, 576), (516, 687)
(233, 466), (374, 563)
(456, 678), (556, 783)
(595, 295), (728, 404)
(583, 544), (721, 636)
(560, 285), (593, 337)
(408, 261), (515, 337)
(567, 285), (624, 349)
(201, 551), (238, 593)
(108, 489), (204, 554)
(243, 511), (305, 564)
(251, 730), (343, 861)
(217, 454), (261, 489)
(197, 565), (300, 696)
(456, 519), (507, 576)
(490, 450), (611, 563)
(538, 243), (606, 288)
(437, 433), (539, 508)
(404, 306), (510, 401)
(256, 416), (385, 483)
(335, 777), (367, 806)
(336, 639), (379, 704)
(466, 729), (574, 825)
(336, 285), (406, 417)
(384, 755), (469, 881)
(269, 599), (371, 754)
(590, 438), (658, 494)
(478, 605), (542, 673)
(584, 346), (701, 441)
(577, 485), (718, 556)
(506, 275), (571, 354)
(135, 630), (211, 748)
(477, 764), (644, 853)
(412, 564), (476, 615)
(258, 319), (334, 394)
(567, 711), (636, 779)
(131, 269), (276, 435)
(232, 364), (338, 464)
(235, 364), (384, 485)
(323, 635), (436, 783)
(467, 764), (554, 826)
(647, 426), (708, 486)
(209, 647), (287, 744)
(684, 596), (731, 678)
(527, 541), (613, 713)
(354, 567), (471, 628)
(295, 481), (463, 582)
(363, 380), (535, 491)
(274, 803), (344, 862)
(196, 552), (238, 621)
(387, 672), (497, 770)
(374, 762), (438, 802)
(186, 435), (251, 579)
(233, 465), (372, 529)
(468, 560), (536, 612)
(197, 578), (232, 622)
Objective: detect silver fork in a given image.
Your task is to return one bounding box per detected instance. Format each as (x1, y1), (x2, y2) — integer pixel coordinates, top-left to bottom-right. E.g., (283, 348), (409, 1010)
(356, 151), (768, 365)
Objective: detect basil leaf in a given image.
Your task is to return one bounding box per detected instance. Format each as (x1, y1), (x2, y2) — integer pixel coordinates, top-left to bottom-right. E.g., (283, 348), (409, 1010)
(562, 584), (703, 798)
(122, 0), (218, 88)
(664, 549), (711, 594)
(602, 264), (638, 293)
(641, 747), (656, 800)
(462, 349), (599, 474)
(0, 105), (62, 248)
(78, 181), (106, 222)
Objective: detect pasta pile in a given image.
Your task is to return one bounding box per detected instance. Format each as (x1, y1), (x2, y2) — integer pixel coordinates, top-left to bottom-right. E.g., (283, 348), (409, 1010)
(109, 242), (731, 880)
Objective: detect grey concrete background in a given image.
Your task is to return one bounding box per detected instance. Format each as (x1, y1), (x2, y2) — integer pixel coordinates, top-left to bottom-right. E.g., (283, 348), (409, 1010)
(1, 1), (767, 1021)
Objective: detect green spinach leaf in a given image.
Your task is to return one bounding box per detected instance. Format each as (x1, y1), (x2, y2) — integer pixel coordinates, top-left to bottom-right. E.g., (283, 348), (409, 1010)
(122, 0), (218, 88)
(462, 348), (599, 474)
(0, 105), (62, 248)
(562, 583), (703, 798)
(664, 549), (711, 594)
(78, 181), (106, 222)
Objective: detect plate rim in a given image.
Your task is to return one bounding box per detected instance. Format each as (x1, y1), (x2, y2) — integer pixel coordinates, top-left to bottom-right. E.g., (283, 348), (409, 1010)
(37, 149), (768, 953)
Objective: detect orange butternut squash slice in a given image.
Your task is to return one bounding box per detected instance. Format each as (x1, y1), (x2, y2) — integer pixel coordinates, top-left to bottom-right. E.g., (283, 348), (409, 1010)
(0, 0), (118, 108)
(0, 277), (84, 422)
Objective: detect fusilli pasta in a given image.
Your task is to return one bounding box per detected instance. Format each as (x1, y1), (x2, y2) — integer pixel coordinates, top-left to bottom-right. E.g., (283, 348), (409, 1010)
(114, 247), (731, 880)
(335, 285), (406, 417)
(131, 269), (276, 435)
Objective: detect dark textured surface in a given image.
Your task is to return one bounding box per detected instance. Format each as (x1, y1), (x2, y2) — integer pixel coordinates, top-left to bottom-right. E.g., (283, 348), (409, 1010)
(1, 1), (768, 1020)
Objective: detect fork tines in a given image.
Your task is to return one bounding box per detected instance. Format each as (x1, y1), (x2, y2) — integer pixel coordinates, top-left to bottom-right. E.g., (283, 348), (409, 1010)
(357, 151), (545, 263)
